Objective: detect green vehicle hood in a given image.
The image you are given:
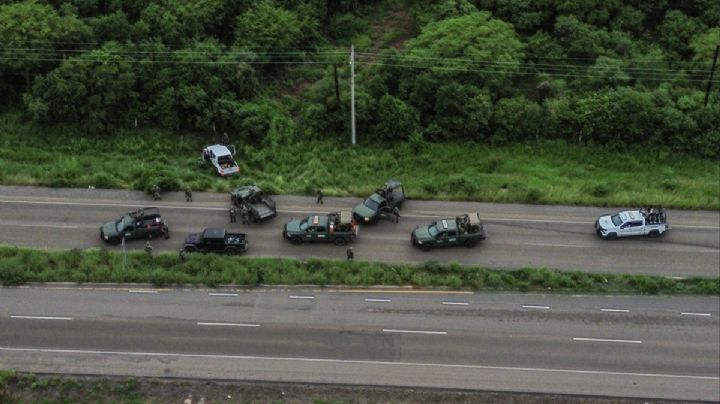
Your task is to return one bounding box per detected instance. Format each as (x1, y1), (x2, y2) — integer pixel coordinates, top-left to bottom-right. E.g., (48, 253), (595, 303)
(285, 220), (302, 233)
(102, 221), (120, 237)
(413, 226), (432, 241)
(353, 203), (376, 218)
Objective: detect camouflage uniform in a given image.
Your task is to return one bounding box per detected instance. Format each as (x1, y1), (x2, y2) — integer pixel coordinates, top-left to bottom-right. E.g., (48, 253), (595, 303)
(229, 206), (237, 223)
(184, 187), (192, 202)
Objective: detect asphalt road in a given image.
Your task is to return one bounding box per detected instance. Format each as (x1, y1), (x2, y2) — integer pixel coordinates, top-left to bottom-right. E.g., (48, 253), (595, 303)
(0, 287), (718, 401)
(0, 185), (718, 277)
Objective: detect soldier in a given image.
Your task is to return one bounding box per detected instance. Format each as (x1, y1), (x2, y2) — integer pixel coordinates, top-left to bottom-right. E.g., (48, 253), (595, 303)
(151, 185), (162, 200)
(316, 189), (324, 204)
(240, 205), (250, 224)
(144, 241), (153, 255)
(184, 186), (192, 202)
(179, 248), (186, 261)
(391, 206), (400, 223)
(229, 206), (237, 223)
(346, 246), (354, 260)
(221, 132), (230, 145)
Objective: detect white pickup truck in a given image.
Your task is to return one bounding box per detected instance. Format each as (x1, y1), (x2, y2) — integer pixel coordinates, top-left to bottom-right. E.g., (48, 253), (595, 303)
(200, 144), (239, 176)
(595, 209), (669, 240)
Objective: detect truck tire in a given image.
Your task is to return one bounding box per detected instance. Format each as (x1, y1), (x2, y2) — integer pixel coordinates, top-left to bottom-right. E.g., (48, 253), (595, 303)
(605, 233), (617, 240)
(334, 237), (347, 246)
(421, 243), (432, 252)
(291, 236), (302, 245)
(648, 230), (660, 238)
(163, 227), (170, 239)
(183, 246), (197, 253)
(463, 239), (476, 248)
(225, 247), (239, 255)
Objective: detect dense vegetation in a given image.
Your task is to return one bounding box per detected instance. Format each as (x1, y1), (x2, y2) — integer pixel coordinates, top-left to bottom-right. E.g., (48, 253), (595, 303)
(1, 112), (718, 208)
(0, 0), (718, 158)
(1, 246), (718, 294)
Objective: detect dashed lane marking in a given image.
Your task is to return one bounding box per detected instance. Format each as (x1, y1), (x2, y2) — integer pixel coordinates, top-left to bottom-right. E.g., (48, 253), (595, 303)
(208, 293), (239, 297)
(197, 322), (260, 327)
(365, 298), (391, 303)
(442, 301), (469, 306)
(681, 312), (712, 317)
(573, 337), (642, 344)
(522, 305), (550, 310)
(128, 290), (158, 294)
(382, 329), (447, 335)
(10, 315), (73, 320)
(600, 308), (630, 313)
(289, 295), (315, 300)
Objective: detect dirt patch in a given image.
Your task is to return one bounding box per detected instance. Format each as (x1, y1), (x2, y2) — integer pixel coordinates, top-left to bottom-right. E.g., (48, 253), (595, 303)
(2, 373), (681, 403)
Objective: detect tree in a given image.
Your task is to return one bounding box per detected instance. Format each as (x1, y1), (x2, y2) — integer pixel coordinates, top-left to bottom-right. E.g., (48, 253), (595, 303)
(374, 94), (420, 141)
(234, 0), (303, 52)
(659, 10), (705, 59)
(0, 0), (90, 92)
(491, 96), (543, 144)
(431, 83), (493, 141)
(690, 27), (720, 66)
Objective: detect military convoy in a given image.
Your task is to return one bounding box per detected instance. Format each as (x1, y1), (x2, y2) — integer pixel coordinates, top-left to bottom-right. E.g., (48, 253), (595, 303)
(412, 213), (486, 251)
(98, 176), (673, 258)
(284, 211), (357, 245)
(100, 207), (169, 244)
(230, 185), (277, 222)
(182, 227), (248, 254)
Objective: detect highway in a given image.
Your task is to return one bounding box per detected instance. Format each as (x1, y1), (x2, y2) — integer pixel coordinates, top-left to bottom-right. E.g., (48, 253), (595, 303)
(0, 287), (718, 401)
(0, 185), (718, 277)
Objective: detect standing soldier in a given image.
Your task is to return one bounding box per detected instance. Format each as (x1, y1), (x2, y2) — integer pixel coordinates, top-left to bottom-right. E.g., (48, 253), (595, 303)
(346, 246), (354, 260)
(229, 206), (237, 223)
(391, 206), (400, 223)
(151, 185), (162, 201)
(240, 205), (250, 224)
(145, 241), (153, 255)
(316, 189), (324, 205)
(184, 186), (192, 202)
(179, 248), (186, 261)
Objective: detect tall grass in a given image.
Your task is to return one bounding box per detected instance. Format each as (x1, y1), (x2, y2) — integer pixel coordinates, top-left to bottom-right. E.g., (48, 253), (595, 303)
(0, 246), (717, 295)
(1, 113), (718, 209)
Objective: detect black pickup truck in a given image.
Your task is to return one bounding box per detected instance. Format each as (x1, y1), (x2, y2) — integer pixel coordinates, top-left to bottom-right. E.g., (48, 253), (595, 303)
(182, 228), (248, 254)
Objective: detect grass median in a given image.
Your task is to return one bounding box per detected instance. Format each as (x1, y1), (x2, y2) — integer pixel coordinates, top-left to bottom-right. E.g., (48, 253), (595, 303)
(1, 113), (718, 209)
(0, 246), (717, 295)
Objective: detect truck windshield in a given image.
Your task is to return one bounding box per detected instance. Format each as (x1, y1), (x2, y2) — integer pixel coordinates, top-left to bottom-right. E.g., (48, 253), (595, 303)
(363, 198), (379, 211)
(299, 219), (309, 231)
(116, 215), (133, 232)
(610, 214), (623, 226)
(428, 224), (439, 237)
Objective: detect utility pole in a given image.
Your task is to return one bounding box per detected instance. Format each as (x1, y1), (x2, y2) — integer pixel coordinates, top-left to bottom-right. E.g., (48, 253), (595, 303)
(704, 44), (719, 107)
(350, 45), (356, 146)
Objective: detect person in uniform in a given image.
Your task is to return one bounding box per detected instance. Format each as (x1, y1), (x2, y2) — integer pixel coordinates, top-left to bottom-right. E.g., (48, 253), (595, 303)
(316, 189), (324, 204)
(240, 205), (250, 224)
(346, 247), (354, 260)
(145, 241), (153, 255)
(392, 206), (400, 223)
(151, 185), (161, 200)
(229, 206), (237, 223)
(179, 248), (186, 261)
(184, 187), (192, 202)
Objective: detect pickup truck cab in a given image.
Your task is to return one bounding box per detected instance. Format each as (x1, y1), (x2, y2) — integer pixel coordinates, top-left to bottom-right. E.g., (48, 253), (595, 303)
(412, 212), (486, 251)
(595, 209), (669, 240)
(352, 179), (405, 224)
(201, 144), (239, 176)
(182, 228), (248, 254)
(230, 185), (277, 222)
(100, 207), (169, 244)
(284, 211), (357, 246)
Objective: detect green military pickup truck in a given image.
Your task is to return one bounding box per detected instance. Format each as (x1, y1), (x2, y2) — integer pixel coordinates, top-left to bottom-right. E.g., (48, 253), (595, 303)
(411, 212), (486, 251)
(284, 211), (357, 246)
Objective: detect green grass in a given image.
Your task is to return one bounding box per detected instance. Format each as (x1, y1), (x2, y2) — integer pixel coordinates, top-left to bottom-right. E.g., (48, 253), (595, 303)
(0, 113), (718, 209)
(0, 246), (717, 295)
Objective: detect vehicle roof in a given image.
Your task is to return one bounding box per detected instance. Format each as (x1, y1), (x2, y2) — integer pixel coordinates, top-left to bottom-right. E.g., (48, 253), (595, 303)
(308, 215), (329, 227)
(202, 228), (227, 239)
(204, 144), (233, 156)
(619, 210), (643, 222)
(129, 207), (160, 218)
(232, 185), (261, 197)
(437, 219), (458, 231)
(369, 193), (384, 202)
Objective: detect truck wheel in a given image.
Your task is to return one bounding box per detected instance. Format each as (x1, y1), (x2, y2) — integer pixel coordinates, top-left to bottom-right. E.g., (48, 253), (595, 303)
(184, 246), (197, 253)
(605, 233), (617, 240)
(648, 230), (660, 238)
(163, 228), (170, 239)
(463, 239), (476, 248)
(421, 244), (432, 252)
(291, 236), (302, 245)
(334, 237), (347, 246)
(225, 247), (238, 255)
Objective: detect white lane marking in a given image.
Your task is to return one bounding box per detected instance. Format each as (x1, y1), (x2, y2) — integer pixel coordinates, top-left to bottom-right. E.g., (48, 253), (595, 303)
(522, 305), (550, 310)
(524, 242), (586, 248)
(289, 295), (315, 300)
(0, 223), (79, 229)
(197, 322), (260, 327)
(208, 293), (239, 297)
(573, 337), (642, 344)
(681, 312), (712, 317)
(2, 346), (716, 381)
(600, 308), (630, 313)
(442, 301), (469, 306)
(3, 199), (718, 229)
(10, 315), (73, 321)
(382, 329), (447, 335)
(128, 290), (158, 294)
(364, 298), (391, 303)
